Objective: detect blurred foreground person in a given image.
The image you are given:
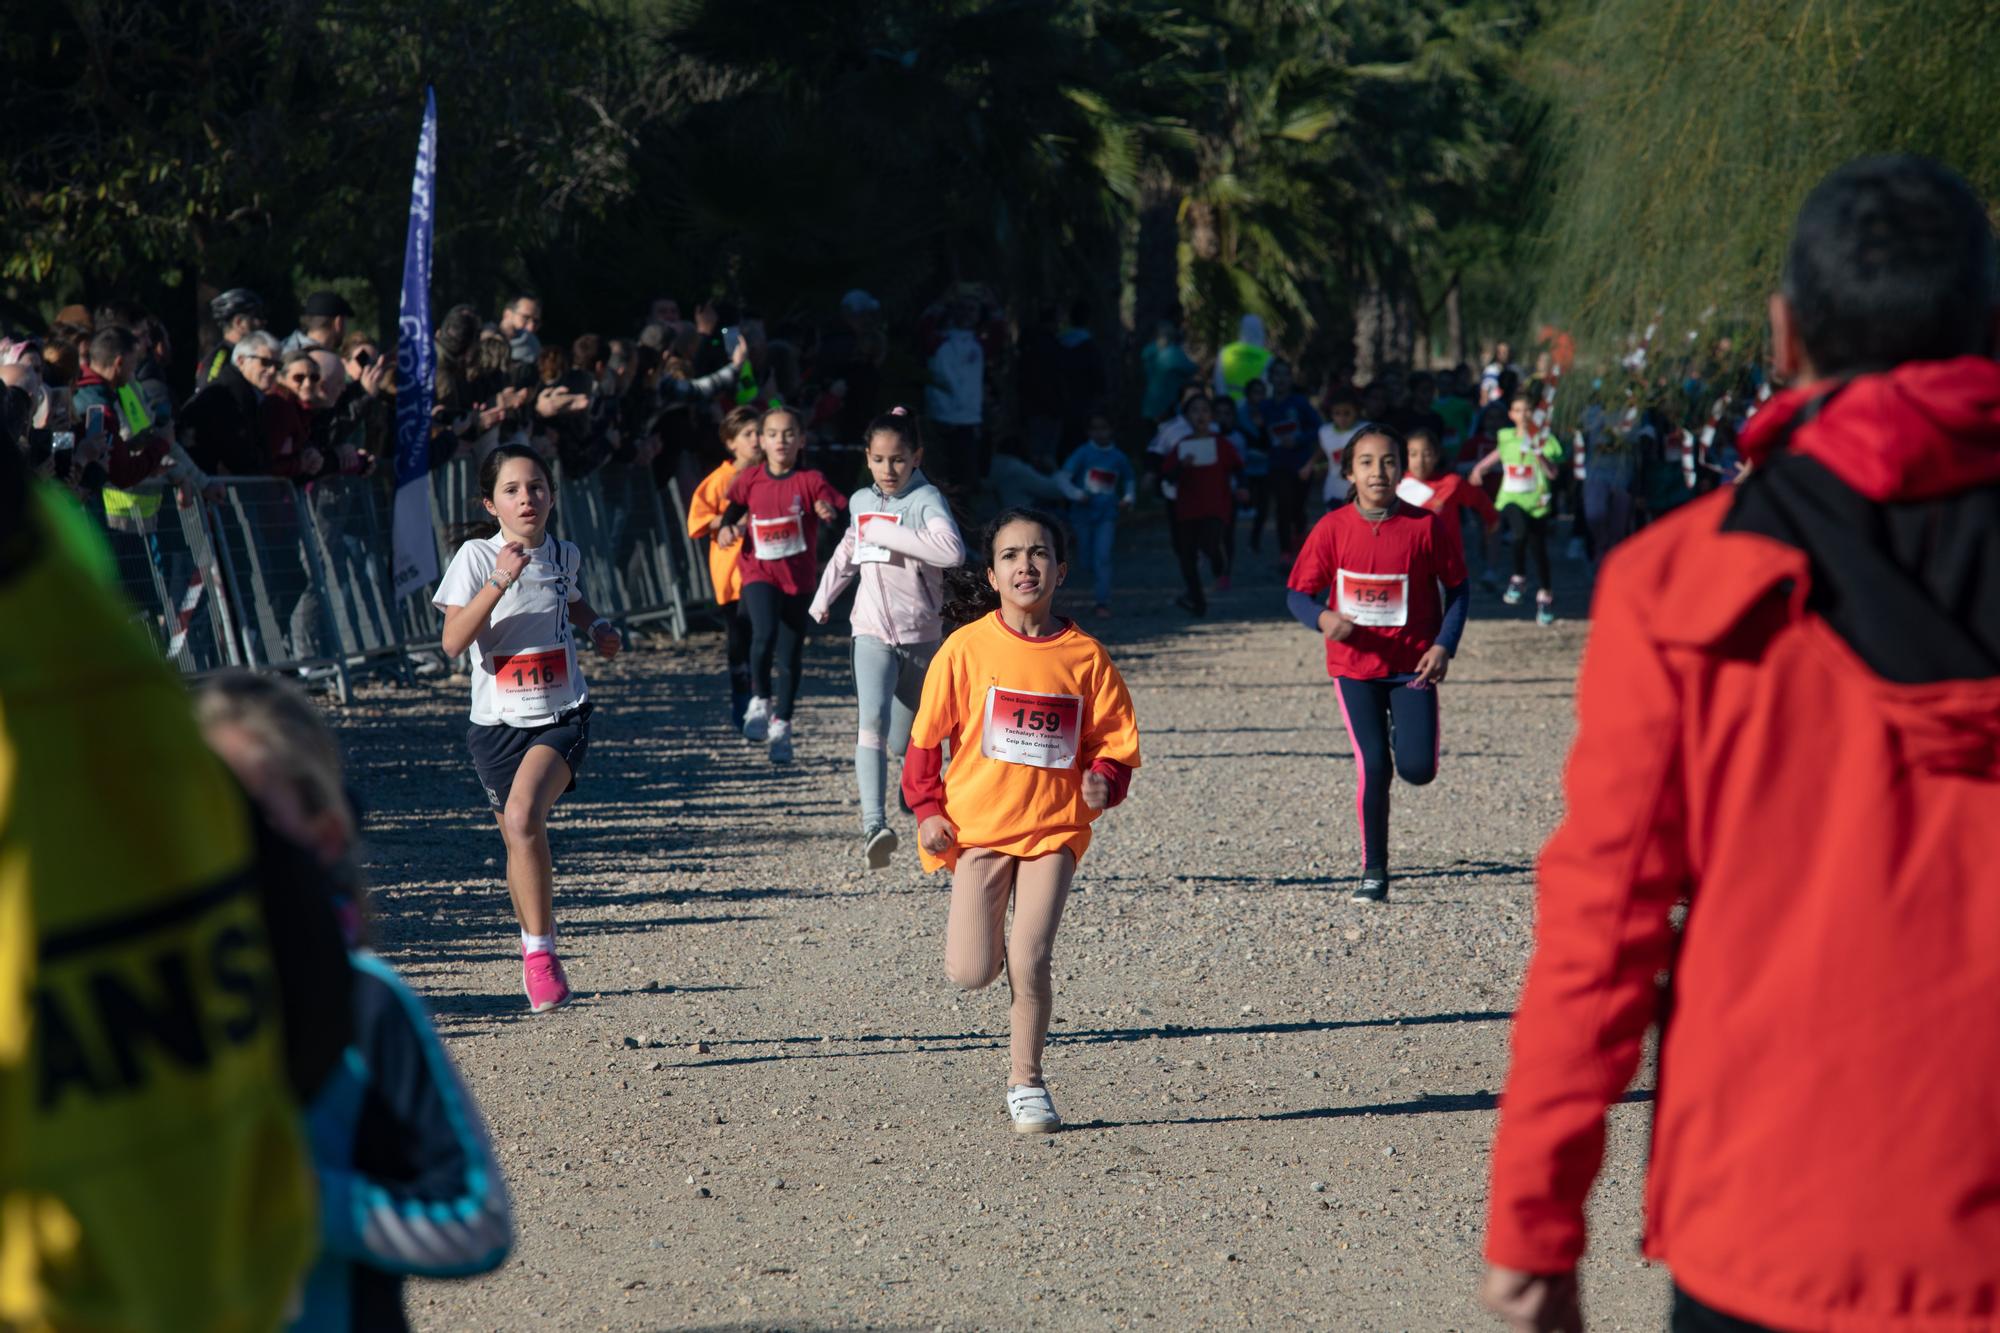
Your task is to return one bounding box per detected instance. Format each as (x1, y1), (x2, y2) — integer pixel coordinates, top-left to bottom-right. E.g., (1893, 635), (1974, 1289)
(1484, 154), (2000, 1331)
(196, 673), (512, 1331)
(0, 440), (351, 1328)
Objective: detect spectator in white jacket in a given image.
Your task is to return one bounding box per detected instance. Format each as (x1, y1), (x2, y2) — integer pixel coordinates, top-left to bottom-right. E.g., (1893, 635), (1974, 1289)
(924, 296), (985, 489)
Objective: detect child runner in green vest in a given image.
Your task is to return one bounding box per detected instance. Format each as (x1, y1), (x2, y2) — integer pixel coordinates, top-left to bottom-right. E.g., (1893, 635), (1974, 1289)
(1471, 391), (1565, 625)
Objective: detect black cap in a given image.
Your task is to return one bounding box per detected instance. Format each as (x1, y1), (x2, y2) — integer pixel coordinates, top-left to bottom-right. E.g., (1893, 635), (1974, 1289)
(301, 291), (355, 319)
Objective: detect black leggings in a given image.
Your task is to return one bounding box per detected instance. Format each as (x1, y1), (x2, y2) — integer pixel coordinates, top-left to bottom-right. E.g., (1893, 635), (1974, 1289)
(1505, 505), (1552, 592)
(1334, 676), (1439, 875)
(1274, 473), (1310, 552)
(1171, 514), (1228, 610)
(741, 582), (811, 720)
(1671, 1286), (1779, 1333)
(1245, 476), (1273, 550)
(726, 598), (753, 691)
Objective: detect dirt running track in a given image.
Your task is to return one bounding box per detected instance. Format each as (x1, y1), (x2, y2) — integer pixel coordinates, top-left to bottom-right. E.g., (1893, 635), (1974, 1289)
(334, 515), (1670, 1331)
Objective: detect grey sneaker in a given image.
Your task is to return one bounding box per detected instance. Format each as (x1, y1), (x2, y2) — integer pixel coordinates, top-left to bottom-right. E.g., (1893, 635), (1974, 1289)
(864, 824), (898, 870)
(1007, 1084), (1061, 1134)
(1351, 875), (1389, 904)
(741, 695), (772, 742)
(767, 717), (793, 764)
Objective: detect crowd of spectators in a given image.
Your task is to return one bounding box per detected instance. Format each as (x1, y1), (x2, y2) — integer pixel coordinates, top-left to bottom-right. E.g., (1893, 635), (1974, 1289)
(2, 280), (1757, 602)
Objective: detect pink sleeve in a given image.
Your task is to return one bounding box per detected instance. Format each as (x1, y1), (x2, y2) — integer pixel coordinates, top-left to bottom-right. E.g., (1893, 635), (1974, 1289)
(867, 515), (966, 568)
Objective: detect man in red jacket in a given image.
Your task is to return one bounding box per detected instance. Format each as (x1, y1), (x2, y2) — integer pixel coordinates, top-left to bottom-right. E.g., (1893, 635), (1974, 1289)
(1482, 154), (2000, 1332)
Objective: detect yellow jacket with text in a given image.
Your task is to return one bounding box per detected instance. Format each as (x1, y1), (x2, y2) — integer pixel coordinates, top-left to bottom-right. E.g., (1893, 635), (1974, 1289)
(0, 488), (315, 1330)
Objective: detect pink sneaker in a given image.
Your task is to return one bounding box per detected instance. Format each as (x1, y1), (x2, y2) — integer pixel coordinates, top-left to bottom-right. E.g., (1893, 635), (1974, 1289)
(523, 949), (572, 1013)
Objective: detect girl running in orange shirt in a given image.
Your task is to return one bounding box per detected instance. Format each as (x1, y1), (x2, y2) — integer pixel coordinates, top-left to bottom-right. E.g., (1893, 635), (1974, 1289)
(903, 508), (1142, 1134)
(686, 405), (765, 729)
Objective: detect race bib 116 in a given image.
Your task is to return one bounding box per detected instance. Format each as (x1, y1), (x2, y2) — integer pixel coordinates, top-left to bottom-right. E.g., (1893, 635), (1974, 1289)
(491, 644), (577, 721)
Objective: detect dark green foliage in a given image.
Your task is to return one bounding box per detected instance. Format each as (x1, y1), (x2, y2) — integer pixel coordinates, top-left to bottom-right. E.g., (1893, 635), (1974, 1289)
(0, 0), (1545, 385)
(1529, 0), (2000, 370)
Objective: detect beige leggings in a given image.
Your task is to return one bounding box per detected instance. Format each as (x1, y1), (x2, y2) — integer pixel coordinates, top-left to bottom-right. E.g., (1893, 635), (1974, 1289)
(944, 847), (1076, 1087)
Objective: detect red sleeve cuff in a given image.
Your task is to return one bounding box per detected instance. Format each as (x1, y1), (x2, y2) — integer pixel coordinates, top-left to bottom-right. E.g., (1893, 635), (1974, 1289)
(902, 743), (945, 821)
(1090, 758), (1132, 809)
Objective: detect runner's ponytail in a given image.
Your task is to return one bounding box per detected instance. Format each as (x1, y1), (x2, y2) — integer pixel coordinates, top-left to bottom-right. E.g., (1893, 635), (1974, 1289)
(941, 507), (1070, 632)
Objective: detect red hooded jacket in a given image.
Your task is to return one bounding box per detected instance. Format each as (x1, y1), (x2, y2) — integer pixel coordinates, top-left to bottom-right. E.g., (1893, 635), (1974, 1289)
(1487, 358), (2000, 1331)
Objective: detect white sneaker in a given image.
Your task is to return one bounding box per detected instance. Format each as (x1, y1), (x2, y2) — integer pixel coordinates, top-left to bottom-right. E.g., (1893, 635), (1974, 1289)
(1007, 1084), (1061, 1134)
(767, 717), (793, 764)
(741, 696), (772, 742)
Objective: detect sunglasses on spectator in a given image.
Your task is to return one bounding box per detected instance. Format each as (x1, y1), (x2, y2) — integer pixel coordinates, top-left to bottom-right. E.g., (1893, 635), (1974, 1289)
(286, 370), (321, 385)
(243, 354), (277, 368)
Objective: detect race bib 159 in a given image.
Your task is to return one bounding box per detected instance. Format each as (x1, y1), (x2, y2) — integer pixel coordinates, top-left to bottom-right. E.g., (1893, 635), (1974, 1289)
(1335, 570), (1409, 628)
(980, 686), (1083, 769)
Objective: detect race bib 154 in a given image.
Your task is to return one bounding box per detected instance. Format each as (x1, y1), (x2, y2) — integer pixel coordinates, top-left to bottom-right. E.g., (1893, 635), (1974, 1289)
(980, 686), (1083, 769)
(1335, 570), (1409, 628)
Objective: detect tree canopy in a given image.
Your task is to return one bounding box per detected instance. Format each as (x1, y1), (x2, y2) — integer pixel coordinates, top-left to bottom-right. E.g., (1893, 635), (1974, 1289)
(1, 0), (1550, 388)
(1526, 0), (2000, 370)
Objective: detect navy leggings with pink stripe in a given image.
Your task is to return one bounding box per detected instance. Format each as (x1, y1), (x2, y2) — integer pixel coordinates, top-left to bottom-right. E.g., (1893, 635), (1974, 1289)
(1334, 675), (1440, 876)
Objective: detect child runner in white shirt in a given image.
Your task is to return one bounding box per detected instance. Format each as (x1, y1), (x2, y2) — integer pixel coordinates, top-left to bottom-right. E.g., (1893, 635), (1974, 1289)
(810, 409), (966, 868)
(435, 444), (621, 1013)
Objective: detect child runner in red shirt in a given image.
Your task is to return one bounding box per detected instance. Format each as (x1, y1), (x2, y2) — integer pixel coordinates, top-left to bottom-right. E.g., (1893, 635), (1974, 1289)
(1286, 424), (1469, 903)
(1397, 424), (1500, 587)
(1160, 393), (1245, 615)
(716, 404), (846, 763)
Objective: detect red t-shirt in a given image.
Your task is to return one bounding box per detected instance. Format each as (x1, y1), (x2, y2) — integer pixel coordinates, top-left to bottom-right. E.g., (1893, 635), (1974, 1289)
(725, 464), (847, 595)
(1161, 430), (1244, 521)
(1286, 501), (1467, 678)
(1396, 470), (1499, 567)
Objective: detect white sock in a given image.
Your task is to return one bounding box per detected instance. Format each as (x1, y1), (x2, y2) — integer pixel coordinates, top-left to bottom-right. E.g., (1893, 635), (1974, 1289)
(522, 931), (554, 955)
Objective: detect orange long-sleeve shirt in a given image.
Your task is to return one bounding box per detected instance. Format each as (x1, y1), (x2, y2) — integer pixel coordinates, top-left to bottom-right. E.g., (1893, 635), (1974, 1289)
(903, 613), (1141, 872)
(686, 461), (745, 605)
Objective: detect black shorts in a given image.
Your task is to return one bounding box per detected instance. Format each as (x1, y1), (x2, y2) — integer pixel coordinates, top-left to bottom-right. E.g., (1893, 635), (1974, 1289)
(466, 701), (592, 810)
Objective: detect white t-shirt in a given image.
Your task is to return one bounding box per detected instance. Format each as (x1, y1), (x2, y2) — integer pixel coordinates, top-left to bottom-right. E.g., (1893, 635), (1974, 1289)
(434, 534), (586, 727)
(1317, 424), (1360, 504)
(925, 329), (985, 426)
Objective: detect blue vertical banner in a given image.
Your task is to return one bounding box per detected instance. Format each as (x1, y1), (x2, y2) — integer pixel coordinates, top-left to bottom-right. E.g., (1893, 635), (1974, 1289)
(391, 86), (439, 599)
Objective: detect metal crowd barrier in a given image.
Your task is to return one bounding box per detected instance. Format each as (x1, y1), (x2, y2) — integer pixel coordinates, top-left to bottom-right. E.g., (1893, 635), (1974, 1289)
(82, 455), (714, 698)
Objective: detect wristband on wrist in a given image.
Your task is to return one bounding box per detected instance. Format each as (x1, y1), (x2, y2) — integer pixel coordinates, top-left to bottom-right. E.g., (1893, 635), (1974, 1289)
(589, 616), (613, 635)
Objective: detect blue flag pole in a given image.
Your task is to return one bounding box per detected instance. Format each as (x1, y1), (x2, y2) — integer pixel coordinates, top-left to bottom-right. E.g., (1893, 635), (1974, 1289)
(391, 86), (439, 599)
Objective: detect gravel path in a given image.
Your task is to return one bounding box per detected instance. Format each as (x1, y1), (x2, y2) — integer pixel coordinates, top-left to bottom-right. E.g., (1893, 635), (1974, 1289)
(338, 513), (1669, 1331)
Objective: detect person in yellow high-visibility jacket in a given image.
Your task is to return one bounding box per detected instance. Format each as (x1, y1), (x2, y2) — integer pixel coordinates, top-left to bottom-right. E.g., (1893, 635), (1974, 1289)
(0, 443), (348, 1332)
